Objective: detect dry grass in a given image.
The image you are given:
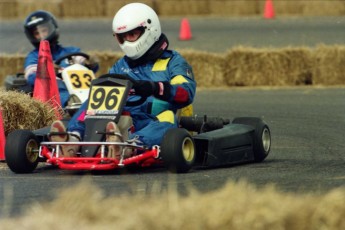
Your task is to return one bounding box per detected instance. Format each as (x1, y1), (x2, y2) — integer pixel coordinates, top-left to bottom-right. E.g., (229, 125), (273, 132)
(0, 179), (344, 229)
(0, 89), (58, 135)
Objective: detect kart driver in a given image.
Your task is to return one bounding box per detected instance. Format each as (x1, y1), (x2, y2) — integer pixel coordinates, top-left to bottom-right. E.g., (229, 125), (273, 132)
(50, 3), (196, 160)
(23, 10), (99, 107)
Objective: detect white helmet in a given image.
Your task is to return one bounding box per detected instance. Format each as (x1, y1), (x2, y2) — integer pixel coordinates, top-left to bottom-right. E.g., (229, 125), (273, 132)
(112, 3), (161, 60)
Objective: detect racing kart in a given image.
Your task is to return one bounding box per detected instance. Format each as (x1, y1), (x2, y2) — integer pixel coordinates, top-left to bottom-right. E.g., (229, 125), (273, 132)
(5, 74), (271, 174)
(4, 52), (96, 115)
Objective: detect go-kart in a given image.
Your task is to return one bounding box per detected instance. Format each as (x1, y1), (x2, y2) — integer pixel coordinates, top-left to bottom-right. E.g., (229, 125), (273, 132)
(5, 74), (271, 174)
(4, 52), (96, 114)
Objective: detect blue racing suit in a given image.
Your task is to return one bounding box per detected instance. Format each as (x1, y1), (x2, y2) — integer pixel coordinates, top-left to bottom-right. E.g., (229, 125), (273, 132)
(67, 50), (196, 147)
(24, 44), (98, 107)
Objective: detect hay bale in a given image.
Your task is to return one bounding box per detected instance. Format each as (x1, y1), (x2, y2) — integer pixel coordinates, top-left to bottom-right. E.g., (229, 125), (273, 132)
(1, 0), (345, 19)
(257, 0), (345, 16)
(224, 46), (313, 86)
(302, 0), (345, 16)
(89, 51), (123, 77)
(155, 0), (210, 16)
(312, 45), (345, 85)
(209, 0), (259, 16)
(0, 90), (57, 135)
(61, 0), (105, 18)
(0, 55), (25, 85)
(3, 46), (345, 88)
(104, 0), (154, 18)
(0, 0), (17, 19)
(17, 0), (62, 18)
(257, 0), (302, 16)
(180, 49), (226, 87)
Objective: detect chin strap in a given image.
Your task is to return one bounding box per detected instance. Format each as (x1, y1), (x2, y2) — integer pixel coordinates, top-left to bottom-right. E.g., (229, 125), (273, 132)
(125, 33), (169, 68)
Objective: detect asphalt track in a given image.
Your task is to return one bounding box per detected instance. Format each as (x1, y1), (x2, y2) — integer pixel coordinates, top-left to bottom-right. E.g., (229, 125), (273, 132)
(1, 17), (345, 53)
(1, 17), (345, 218)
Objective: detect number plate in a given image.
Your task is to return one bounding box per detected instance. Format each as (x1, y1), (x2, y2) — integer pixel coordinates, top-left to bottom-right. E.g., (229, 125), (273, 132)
(66, 70), (94, 89)
(86, 85), (126, 116)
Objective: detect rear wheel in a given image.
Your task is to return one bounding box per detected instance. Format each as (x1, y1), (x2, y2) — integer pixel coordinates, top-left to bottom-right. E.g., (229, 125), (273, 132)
(160, 128), (195, 173)
(5, 130), (40, 173)
(232, 117), (271, 162)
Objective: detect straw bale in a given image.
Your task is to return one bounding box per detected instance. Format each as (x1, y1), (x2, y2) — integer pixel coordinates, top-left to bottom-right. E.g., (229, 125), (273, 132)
(0, 55), (25, 85)
(104, 0), (154, 18)
(1, 0), (345, 19)
(179, 49), (226, 87)
(301, 1), (345, 16)
(258, 0), (304, 16)
(3, 46), (345, 88)
(0, 89), (57, 136)
(16, 0), (62, 18)
(61, 0), (105, 18)
(224, 46), (313, 86)
(155, 0), (210, 16)
(0, 0), (17, 19)
(257, 0), (345, 16)
(209, 0), (259, 16)
(312, 45), (345, 85)
(89, 51), (123, 77)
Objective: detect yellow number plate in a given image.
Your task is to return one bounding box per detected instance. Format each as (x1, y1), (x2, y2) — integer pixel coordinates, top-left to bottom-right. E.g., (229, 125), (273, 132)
(87, 85), (126, 115)
(66, 70), (94, 89)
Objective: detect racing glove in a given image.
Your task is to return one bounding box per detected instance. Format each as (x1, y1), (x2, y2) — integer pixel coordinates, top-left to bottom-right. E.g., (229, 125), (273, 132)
(54, 64), (63, 78)
(84, 56), (99, 71)
(133, 80), (171, 101)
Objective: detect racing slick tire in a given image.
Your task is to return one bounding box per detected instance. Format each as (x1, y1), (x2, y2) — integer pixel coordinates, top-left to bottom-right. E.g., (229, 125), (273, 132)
(232, 117), (271, 162)
(161, 128), (195, 173)
(5, 130), (40, 173)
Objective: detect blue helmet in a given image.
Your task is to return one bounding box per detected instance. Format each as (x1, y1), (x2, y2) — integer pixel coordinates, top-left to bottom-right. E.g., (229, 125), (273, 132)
(24, 10), (59, 48)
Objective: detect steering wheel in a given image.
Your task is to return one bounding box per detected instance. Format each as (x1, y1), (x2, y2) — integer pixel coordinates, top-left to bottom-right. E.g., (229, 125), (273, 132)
(54, 52), (90, 65)
(99, 74), (147, 107)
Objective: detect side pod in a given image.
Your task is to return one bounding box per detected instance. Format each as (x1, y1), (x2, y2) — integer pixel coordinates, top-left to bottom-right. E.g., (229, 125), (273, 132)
(193, 124), (256, 167)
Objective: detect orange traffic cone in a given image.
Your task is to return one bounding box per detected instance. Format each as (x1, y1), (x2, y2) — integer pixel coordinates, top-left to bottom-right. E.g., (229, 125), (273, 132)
(33, 40), (62, 119)
(179, 18), (192, 41)
(263, 0), (275, 19)
(0, 108), (6, 161)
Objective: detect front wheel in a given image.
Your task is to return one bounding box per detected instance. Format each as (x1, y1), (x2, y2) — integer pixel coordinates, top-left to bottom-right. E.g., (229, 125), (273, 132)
(160, 128), (195, 173)
(232, 117), (271, 162)
(5, 130), (40, 173)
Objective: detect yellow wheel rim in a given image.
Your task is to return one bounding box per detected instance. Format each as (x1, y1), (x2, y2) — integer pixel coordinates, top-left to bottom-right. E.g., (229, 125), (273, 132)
(182, 137), (195, 162)
(26, 139), (38, 163)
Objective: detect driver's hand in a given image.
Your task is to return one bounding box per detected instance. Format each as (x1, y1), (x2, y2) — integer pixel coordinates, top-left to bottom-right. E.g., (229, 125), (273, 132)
(84, 56), (99, 70)
(132, 80), (172, 101)
(132, 80), (156, 98)
(54, 64), (63, 77)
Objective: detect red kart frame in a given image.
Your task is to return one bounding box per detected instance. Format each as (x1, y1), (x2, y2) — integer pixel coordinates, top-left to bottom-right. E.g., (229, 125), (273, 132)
(40, 142), (161, 170)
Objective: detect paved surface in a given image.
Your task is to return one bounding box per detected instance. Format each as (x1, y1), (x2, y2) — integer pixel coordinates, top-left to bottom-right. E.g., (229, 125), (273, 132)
(1, 86), (345, 218)
(1, 17), (345, 54)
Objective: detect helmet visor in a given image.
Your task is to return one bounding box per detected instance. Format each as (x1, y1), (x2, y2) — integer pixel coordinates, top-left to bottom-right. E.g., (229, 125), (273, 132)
(114, 27), (145, 44)
(29, 21), (56, 41)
